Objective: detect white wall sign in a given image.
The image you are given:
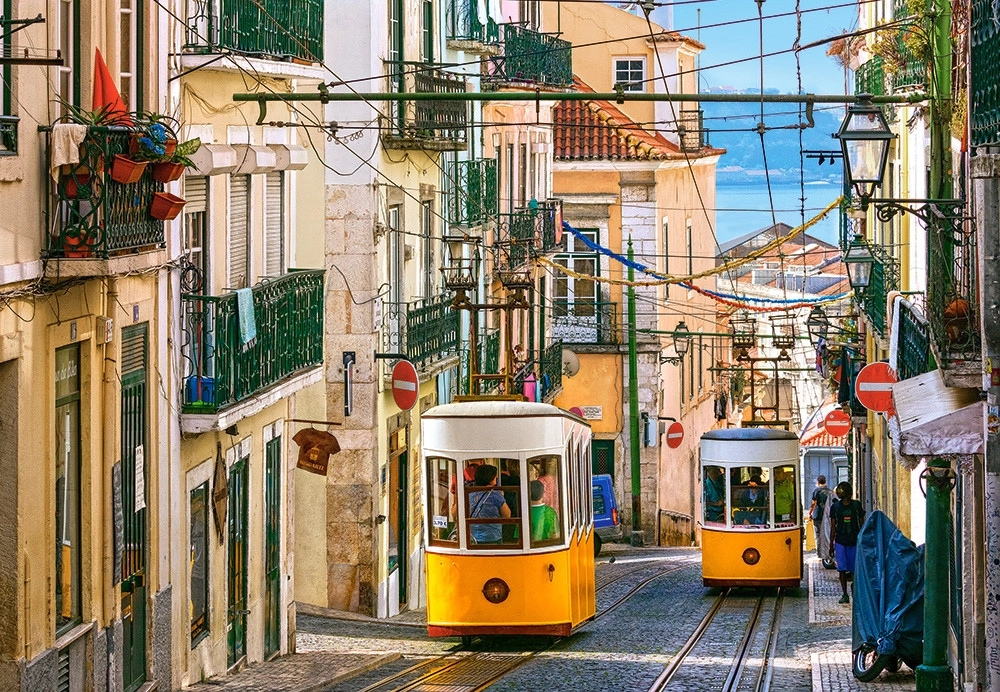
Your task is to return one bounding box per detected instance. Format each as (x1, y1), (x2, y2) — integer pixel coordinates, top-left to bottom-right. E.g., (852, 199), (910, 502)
(581, 406), (603, 420)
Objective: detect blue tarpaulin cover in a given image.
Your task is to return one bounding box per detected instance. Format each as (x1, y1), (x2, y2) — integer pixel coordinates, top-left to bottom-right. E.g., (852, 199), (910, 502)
(851, 510), (924, 666)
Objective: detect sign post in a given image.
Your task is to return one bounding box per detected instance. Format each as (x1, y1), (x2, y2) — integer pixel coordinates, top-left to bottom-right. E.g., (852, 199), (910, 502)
(391, 359), (419, 411)
(854, 362), (897, 413)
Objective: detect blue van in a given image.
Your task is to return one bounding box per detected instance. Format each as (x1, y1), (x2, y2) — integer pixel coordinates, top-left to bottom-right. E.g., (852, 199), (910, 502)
(592, 474), (622, 556)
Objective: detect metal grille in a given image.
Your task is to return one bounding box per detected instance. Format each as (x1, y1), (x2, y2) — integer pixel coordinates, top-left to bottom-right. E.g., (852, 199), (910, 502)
(446, 157), (498, 227)
(184, 175), (207, 213)
(185, 0), (323, 61)
(592, 440), (615, 479)
(57, 648), (70, 692)
(972, 0), (1000, 146)
(227, 457), (248, 666)
(486, 24), (572, 88)
(445, 0), (499, 43)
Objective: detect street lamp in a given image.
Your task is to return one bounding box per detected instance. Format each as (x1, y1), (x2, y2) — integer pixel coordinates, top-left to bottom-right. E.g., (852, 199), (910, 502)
(842, 237), (876, 290)
(660, 320), (692, 366)
(836, 95), (895, 209)
(806, 305), (829, 346)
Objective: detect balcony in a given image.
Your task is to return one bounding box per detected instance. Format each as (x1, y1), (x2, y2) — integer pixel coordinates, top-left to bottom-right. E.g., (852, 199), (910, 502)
(972, 0), (1000, 146)
(551, 301), (620, 345)
(483, 24), (572, 90)
(896, 299), (932, 381)
(383, 62), (468, 151)
(446, 158), (498, 228)
(497, 201), (560, 268)
(513, 341), (564, 402)
(383, 294), (461, 369)
(857, 246), (898, 338)
(887, 0), (927, 92)
(46, 127), (165, 267)
(677, 109), (705, 152)
(445, 0), (499, 50)
(0, 115), (18, 154)
(180, 269), (324, 416)
(184, 0), (323, 63)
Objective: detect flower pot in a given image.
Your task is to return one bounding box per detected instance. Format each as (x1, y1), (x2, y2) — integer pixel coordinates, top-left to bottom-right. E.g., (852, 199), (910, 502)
(152, 161), (185, 183)
(61, 170), (101, 199)
(63, 232), (97, 258)
(150, 191), (186, 220)
(110, 155), (148, 184)
(163, 139), (178, 157)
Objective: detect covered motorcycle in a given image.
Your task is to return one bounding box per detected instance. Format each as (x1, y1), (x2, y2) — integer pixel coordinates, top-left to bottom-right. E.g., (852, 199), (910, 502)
(851, 510), (924, 681)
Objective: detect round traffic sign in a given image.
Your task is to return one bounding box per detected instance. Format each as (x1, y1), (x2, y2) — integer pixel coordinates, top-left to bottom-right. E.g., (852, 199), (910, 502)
(824, 410), (851, 437)
(666, 421), (685, 449)
(854, 362), (897, 413)
(391, 359), (418, 411)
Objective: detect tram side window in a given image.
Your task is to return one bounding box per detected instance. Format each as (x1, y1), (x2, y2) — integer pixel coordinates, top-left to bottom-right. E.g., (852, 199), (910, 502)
(773, 464), (796, 527)
(528, 454), (562, 547)
(427, 456), (458, 545)
(703, 465), (727, 526)
(465, 458), (520, 549)
(731, 466), (771, 528)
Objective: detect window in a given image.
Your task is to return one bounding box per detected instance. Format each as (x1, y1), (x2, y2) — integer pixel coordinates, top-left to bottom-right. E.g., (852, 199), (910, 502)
(703, 465), (727, 526)
(528, 455), (562, 547)
(685, 218), (693, 276)
(264, 172), (285, 278)
(505, 143), (514, 215)
(120, 0), (138, 109)
(773, 465), (796, 527)
(428, 457), (459, 545)
(389, 0), (403, 62)
(190, 482), (209, 644)
(518, 143), (528, 207)
(228, 175), (250, 289)
(519, 0), (540, 30)
(0, 0), (16, 154)
(387, 204), (403, 305)
(421, 199), (435, 298)
(184, 177), (209, 294)
(661, 217), (669, 301)
(464, 459), (520, 548)
(614, 58), (645, 91)
(731, 466), (771, 528)
(57, 0), (77, 113)
(552, 228), (599, 342)
(422, 0), (434, 63)
(55, 344), (82, 634)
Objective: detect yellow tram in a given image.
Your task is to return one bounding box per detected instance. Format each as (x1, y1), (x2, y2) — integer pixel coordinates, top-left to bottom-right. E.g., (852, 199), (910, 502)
(700, 428), (803, 588)
(422, 399), (595, 639)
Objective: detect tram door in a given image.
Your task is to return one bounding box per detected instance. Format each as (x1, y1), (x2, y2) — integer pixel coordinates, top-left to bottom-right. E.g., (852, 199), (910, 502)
(120, 325), (148, 692)
(388, 424), (408, 611)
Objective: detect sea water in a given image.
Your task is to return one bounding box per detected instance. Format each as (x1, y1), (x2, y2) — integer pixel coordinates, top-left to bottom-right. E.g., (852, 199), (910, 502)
(713, 180), (841, 247)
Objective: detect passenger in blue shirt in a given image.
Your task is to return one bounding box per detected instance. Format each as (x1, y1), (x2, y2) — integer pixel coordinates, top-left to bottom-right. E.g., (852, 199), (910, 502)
(468, 464), (510, 544)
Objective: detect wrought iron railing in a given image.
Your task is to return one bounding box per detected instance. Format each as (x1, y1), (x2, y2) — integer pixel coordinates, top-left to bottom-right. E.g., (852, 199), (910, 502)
(896, 299), (933, 380)
(446, 158), (498, 227)
(383, 295), (460, 368)
(458, 328), (500, 395)
(445, 0), (499, 44)
(858, 242), (898, 337)
(484, 24), (572, 89)
(46, 126), (165, 258)
(0, 115), (17, 154)
(184, 0), (323, 62)
(551, 301), (620, 344)
(383, 62), (468, 150)
(855, 56), (887, 98)
(678, 109), (705, 152)
(926, 208), (979, 362)
(180, 269), (325, 413)
(971, 0), (1000, 146)
(511, 341), (564, 400)
(497, 201), (560, 268)
(888, 0), (928, 92)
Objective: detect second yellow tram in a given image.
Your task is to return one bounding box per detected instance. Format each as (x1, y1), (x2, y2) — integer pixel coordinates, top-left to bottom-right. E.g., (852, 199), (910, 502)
(700, 428), (803, 588)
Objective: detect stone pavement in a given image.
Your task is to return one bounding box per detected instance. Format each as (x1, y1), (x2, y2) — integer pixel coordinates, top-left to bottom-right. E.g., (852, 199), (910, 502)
(186, 546), (919, 691)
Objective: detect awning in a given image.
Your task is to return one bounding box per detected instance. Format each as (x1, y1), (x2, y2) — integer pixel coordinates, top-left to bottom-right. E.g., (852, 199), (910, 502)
(890, 369), (983, 456)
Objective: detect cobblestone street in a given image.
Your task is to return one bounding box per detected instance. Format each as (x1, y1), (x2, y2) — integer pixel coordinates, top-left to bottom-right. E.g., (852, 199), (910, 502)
(188, 546), (919, 692)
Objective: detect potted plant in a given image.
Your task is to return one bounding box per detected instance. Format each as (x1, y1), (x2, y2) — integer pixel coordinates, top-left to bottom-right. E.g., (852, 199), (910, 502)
(150, 191), (187, 220)
(53, 101), (117, 195)
(152, 138), (201, 183)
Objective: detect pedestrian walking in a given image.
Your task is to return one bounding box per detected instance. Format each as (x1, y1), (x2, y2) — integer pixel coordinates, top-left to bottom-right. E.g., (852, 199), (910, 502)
(808, 475), (834, 568)
(829, 481), (865, 604)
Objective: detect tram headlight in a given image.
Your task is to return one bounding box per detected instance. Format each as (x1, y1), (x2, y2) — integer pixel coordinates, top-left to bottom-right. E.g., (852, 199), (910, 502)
(482, 578), (510, 604)
(742, 547), (761, 565)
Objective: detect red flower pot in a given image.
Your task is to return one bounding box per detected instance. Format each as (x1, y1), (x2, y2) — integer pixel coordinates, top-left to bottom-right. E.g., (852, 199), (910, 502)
(110, 155), (148, 184)
(152, 161), (185, 183)
(63, 232), (97, 258)
(163, 139), (178, 157)
(150, 191), (187, 221)
(62, 171), (96, 198)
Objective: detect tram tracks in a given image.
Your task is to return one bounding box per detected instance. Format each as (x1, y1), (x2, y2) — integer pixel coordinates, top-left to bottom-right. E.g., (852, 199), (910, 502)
(648, 588), (785, 692)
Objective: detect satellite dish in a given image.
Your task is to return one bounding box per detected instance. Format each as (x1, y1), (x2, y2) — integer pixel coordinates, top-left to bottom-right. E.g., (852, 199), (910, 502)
(561, 349), (580, 377)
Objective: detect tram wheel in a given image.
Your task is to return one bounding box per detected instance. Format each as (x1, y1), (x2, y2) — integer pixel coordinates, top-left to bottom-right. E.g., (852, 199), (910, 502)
(461, 635), (474, 649)
(594, 534), (603, 557)
(852, 643), (888, 682)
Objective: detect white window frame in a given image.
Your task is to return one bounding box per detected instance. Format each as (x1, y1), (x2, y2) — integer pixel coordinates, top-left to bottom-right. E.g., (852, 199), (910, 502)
(613, 57), (645, 92)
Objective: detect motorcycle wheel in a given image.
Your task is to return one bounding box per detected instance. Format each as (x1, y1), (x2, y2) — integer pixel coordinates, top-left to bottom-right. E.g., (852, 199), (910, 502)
(853, 643), (889, 682)
(885, 656), (902, 673)
(594, 533), (603, 557)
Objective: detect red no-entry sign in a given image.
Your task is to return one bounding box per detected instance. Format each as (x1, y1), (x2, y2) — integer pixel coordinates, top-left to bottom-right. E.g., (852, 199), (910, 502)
(854, 362), (897, 413)
(391, 359), (418, 411)
(824, 410), (851, 437)
(666, 421), (685, 449)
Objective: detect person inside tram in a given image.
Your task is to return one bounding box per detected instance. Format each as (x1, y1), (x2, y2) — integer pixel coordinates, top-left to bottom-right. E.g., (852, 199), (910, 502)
(529, 479), (559, 543)
(467, 463), (510, 545)
(773, 466), (796, 525)
(500, 459), (521, 543)
(703, 466), (727, 524)
(734, 473), (769, 526)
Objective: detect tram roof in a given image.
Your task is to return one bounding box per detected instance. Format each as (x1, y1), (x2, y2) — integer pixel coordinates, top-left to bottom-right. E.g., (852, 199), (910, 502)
(701, 428), (798, 441)
(423, 399), (577, 419)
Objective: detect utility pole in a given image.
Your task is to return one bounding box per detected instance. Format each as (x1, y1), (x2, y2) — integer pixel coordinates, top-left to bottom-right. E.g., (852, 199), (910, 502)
(627, 238), (643, 546)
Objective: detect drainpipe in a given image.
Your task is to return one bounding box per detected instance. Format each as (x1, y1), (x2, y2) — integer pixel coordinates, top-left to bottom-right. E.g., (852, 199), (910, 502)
(103, 277), (118, 629)
(627, 238), (642, 546)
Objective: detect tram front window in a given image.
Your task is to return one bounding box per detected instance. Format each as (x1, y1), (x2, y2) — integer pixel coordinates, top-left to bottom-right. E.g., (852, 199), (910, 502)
(703, 465), (727, 526)
(731, 466), (771, 528)
(466, 458), (520, 548)
(773, 465), (796, 526)
(427, 456), (458, 545)
(528, 455), (562, 547)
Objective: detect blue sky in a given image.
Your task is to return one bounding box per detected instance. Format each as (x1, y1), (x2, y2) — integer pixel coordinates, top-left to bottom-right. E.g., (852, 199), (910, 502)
(649, 0), (859, 95)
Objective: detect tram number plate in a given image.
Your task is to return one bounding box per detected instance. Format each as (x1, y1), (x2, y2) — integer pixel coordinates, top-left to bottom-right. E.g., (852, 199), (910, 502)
(432, 515), (448, 529)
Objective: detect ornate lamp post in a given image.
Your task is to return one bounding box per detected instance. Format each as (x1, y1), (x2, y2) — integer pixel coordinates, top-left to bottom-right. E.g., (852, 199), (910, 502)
(661, 320), (692, 365)
(842, 237), (876, 290)
(836, 96), (894, 209)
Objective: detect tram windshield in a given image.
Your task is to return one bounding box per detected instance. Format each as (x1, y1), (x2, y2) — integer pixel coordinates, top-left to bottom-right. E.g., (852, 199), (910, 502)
(731, 466), (771, 527)
(702, 465), (727, 526)
(527, 455), (563, 547)
(427, 456), (459, 544)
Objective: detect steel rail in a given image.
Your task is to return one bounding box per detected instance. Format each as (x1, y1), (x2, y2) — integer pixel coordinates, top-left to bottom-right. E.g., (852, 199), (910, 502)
(647, 588), (730, 691)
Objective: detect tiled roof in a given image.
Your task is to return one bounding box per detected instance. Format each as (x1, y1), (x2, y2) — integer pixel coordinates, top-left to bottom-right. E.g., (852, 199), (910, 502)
(553, 78), (723, 161)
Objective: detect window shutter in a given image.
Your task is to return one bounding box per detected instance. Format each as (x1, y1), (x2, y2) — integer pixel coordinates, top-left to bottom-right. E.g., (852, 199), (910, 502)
(229, 175), (250, 289)
(185, 176), (207, 213)
(264, 172), (284, 277)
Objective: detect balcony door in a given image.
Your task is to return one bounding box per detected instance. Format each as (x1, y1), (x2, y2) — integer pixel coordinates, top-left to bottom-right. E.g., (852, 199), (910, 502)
(552, 228), (599, 343)
(264, 432), (282, 658)
(227, 454), (249, 667)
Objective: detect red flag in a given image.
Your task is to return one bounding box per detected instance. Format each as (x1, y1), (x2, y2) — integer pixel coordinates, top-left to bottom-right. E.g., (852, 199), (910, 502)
(92, 48), (132, 125)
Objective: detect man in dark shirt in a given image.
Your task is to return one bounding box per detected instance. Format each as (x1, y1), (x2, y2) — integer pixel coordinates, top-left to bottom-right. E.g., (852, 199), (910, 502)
(829, 482), (866, 604)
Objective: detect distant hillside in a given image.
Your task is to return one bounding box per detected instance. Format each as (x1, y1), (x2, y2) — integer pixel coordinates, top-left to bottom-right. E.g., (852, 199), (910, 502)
(701, 97), (845, 185)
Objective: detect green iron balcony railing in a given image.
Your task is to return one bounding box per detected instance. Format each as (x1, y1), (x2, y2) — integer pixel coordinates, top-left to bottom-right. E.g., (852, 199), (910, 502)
(184, 0), (322, 62)
(858, 242), (898, 338)
(855, 56), (887, 99)
(384, 294), (461, 368)
(896, 298), (933, 381)
(0, 115), (18, 154)
(46, 126), (165, 258)
(971, 0), (1000, 146)
(383, 62), (468, 151)
(552, 300), (620, 345)
(484, 24), (572, 89)
(497, 201), (560, 268)
(927, 209), (979, 363)
(459, 327), (500, 396)
(446, 158), (498, 228)
(445, 0), (499, 45)
(888, 0), (928, 92)
(512, 340), (564, 402)
(181, 269), (324, 413)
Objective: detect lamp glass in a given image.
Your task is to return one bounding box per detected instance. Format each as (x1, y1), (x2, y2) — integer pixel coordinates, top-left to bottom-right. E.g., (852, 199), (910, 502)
(806, 305), (829, 345)
(843, 241), (875, 289)
(837, 100), (895, 202)
(673, 321), (692, 356)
